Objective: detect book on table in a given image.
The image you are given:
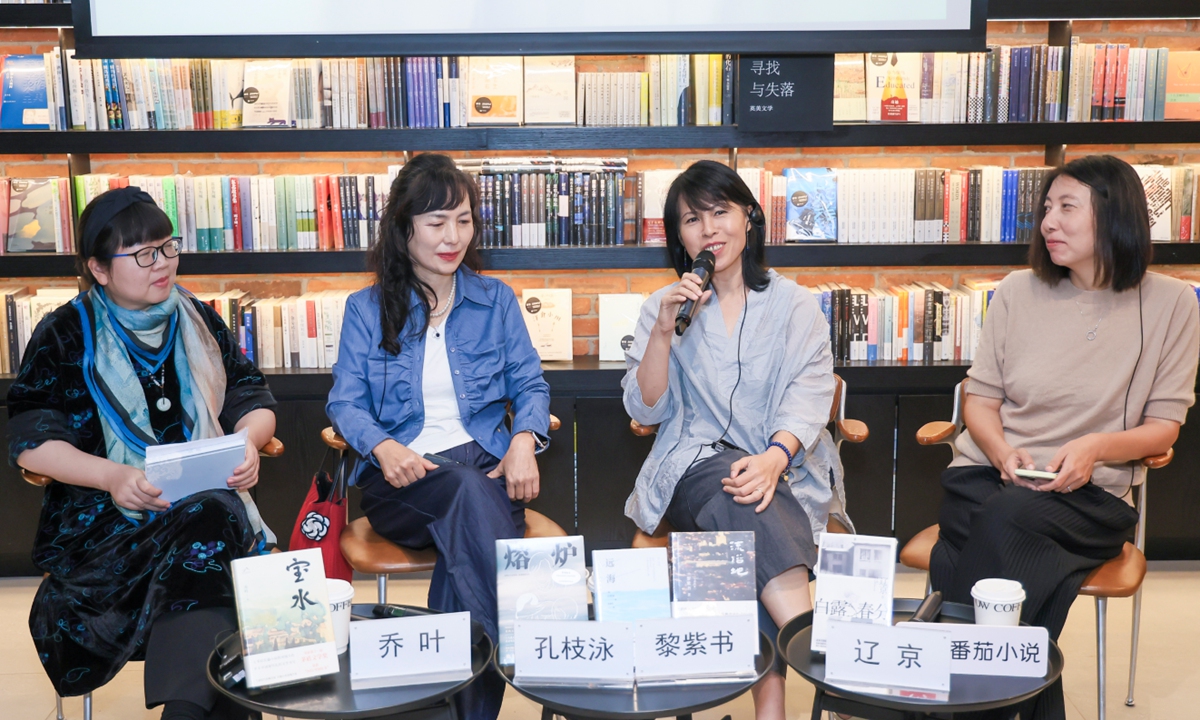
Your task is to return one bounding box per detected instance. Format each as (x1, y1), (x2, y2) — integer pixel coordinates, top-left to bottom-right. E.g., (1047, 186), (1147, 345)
(669, 531), (757, 618)
(495, 535), (588, 666)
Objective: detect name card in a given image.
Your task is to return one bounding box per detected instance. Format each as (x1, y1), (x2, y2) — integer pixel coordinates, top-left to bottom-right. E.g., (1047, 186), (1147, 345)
(901, 623), (1049, 678)
(348, 612), (473, 690)
(514, 620), (634, 688)
(825, 620), (952, 701)
(737, 56), (835, 132)
(634, 615), (757, 685)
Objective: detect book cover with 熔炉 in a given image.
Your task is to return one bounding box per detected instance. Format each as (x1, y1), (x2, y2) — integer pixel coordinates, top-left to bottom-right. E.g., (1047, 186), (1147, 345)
(669, 531), (756, 618)
(231, 548), (339, 689)
(495, 535), (587, 666)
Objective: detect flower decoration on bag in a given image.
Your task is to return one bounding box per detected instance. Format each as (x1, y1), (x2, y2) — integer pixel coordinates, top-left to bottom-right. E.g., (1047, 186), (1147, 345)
(301, 511), (330, 542)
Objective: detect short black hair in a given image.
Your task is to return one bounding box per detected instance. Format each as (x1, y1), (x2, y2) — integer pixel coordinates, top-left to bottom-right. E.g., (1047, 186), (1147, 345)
(75, 190), (175, 288)
(663, 160), (769, 292)
(1030, 155), (1151, 292)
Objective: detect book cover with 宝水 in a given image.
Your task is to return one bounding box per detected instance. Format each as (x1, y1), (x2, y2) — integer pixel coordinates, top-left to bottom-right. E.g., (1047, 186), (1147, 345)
(1164, 51), (1200, 120)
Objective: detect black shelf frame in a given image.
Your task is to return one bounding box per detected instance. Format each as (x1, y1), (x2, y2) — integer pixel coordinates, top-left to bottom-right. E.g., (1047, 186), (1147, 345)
(988, 0), (1200, 20)
(6, 243), (1200, 277)
(0, 4), (72, 28)
(2, 121), (1200, 153)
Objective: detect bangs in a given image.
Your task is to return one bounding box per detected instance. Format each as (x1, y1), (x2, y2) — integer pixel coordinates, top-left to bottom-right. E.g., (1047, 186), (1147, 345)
(108, 201), (176, 250)
(674, 179), (734, 215)
(411, 168), (475, 216)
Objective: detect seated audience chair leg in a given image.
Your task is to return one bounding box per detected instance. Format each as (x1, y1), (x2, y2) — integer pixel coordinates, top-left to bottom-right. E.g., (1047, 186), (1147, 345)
(1096, 596), (1108, 720)
(54, 694), (62, 720)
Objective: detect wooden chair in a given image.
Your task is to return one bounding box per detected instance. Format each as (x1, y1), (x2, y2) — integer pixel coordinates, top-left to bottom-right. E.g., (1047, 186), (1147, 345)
(630, 373), (867, 548)
(901, 379), (1167, 720)
(21, 436), (285, 720)
(323, 416), (568, 604)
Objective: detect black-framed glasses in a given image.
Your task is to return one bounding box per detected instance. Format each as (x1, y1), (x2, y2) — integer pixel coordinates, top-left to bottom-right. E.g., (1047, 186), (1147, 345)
(110, 238), (183, 268)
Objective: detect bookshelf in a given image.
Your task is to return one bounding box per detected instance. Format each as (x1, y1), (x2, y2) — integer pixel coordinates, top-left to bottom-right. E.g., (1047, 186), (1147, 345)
(3, 121), (1200, 154)
(6, 243), (1200, 278)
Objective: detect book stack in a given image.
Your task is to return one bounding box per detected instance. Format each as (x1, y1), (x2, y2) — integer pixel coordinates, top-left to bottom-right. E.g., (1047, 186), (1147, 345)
(458, 157), (630, 247)
(189, 290), (353, 370)
(73, 168), (404, 252)
(837, 45), (1183, 124)
(0, 286), (76, 371)
(1, 177), (73, 254)
(807, 275), (1005, 364)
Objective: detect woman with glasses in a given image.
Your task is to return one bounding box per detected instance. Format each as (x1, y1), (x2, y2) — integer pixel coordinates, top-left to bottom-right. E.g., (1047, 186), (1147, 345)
(7, 187), (277, 720)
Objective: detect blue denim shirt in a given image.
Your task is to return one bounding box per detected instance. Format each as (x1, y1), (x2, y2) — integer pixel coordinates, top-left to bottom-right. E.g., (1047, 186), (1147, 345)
(326, 269), (551, 484)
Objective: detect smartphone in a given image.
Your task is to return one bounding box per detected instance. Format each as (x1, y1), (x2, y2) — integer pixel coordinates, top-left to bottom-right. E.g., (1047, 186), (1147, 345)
(1014, 468), (1058, 481)
(423, 453), (460, 467)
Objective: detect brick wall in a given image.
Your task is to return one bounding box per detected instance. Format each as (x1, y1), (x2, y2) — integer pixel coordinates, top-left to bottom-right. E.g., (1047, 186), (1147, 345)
(3, 21), (1200, 355)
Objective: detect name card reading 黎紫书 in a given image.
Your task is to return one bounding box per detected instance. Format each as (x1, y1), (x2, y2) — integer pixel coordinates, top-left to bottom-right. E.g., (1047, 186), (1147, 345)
(634, 615), (757, 685)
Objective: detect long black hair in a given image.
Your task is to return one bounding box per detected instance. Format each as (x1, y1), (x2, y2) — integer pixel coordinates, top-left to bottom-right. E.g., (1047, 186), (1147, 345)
(663, 160), (769, 292)
(368, 153), (482, 355)
(1030, 154), (1151, 292)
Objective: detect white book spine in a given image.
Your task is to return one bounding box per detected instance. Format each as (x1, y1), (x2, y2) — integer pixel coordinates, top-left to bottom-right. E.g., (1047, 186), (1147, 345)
(997, 46), (1011, 123)
(65, 50), (85, 130)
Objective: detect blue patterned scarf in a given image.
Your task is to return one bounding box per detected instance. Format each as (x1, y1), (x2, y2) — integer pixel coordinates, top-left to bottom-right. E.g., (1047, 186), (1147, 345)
(73, 286), (275, 543)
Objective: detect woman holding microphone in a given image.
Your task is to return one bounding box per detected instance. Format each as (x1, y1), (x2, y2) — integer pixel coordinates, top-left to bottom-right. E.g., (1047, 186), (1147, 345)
(326, 153), (550, 720)
(623, 160), (846, 720)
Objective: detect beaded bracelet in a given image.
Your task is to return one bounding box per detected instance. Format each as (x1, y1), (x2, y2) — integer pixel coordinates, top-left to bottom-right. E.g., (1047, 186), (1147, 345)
(767, 440), (794, 467)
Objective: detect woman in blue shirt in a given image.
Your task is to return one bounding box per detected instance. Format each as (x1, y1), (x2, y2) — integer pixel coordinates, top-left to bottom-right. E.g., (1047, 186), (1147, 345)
(326, 154), (550, 720)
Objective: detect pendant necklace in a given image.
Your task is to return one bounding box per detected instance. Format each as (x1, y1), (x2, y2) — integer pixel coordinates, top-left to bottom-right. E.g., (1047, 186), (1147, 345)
(1073, 297), (1103, 341)
(147, 365), (172, 411)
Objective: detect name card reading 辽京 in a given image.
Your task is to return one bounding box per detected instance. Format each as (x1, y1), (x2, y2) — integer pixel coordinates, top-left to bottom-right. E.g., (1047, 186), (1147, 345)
(348, 611), (473, 690)
(513, 620), (634, 688)
(901, 623), (1049, 678)
(634, 615), (757, 685)
(825, 619), (952, 701)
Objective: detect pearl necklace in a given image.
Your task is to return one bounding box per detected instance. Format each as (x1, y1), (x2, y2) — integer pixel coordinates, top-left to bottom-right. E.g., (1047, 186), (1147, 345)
(429, 274), (456, 319)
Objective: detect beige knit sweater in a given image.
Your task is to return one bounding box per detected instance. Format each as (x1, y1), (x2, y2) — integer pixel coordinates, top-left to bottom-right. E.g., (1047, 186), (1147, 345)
(952, 269), (1200, 495)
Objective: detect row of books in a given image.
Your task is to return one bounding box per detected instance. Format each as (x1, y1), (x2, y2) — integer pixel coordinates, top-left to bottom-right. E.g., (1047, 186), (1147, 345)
(808, 276), (1003, 364)
(0, 49), (736, 131)
(72, 169), (404, 253)
(837, 47), (1200, 124)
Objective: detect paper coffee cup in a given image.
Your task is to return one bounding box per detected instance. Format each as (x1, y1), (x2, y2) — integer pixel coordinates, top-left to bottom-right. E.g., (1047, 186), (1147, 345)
(327, 578), (355, 654)
(971, 578), (1026, 626)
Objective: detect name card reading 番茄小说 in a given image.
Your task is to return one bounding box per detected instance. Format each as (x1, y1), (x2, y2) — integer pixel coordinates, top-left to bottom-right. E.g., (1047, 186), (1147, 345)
(901, 623), (1049, 678)
(634, 615), (757, 685)
(513, 620), (634, 688)
(825, 620), (952, 701)
(348, 611), (473, 690)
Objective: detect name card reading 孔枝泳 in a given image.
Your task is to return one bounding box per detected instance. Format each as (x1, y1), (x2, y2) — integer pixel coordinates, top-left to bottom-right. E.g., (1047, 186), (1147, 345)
(514, 620), (634, 688)
(348, 611), (473, 690)
(634, 615), (757, 685)
(901, 623), (1049, 678)
(825, 620), (952, 701)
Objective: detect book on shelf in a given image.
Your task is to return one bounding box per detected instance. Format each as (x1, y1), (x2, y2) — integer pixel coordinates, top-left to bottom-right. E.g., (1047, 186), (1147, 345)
(865, 52), (920, 123)
(495, 535), (587, 666)
(668, 531), (756, 618)
(591, 547), (671, 622)
(523, 56), (576, 125)
(520, 287), (572, 362)
(5, 177), (70, 254)
(1165, 51), (1200, 121)
(597, 293), (645, 362)
(833, 53), (867, 122)
(468, 56), (523, 126)
(231, 548), (340, 690)
(0, 54), (54, 130)
(784, 168), (837, 241)
(639, 169), (680, 246)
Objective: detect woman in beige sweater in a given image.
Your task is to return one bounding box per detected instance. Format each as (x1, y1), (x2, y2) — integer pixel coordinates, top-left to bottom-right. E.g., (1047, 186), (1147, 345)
(931, 155), (1200, 720)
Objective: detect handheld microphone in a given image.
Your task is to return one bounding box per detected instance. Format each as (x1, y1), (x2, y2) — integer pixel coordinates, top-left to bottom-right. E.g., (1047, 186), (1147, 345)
(675, 250), (716, 336)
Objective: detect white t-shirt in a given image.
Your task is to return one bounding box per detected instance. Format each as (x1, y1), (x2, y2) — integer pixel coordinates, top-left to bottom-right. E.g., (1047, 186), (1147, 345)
(407, 323), (475, 456)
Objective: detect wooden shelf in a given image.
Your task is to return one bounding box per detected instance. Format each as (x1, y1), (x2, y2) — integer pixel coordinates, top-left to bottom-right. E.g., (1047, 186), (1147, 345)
(2, 121), (1199, 154)
(0, 4), (72, 28)
(5, 243), (1200, 278)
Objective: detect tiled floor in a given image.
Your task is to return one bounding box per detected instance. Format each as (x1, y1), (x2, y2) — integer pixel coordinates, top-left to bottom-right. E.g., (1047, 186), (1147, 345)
(5, 564), (1199, 720)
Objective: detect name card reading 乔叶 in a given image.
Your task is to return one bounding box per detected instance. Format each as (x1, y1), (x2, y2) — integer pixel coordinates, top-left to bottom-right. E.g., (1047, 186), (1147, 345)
(348, 611), (473, 690)
(514, 620), (634, 688)
(825, 620), (952, 701)
(634, 615), (757, 685)
(902, 623), (1049, 678)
